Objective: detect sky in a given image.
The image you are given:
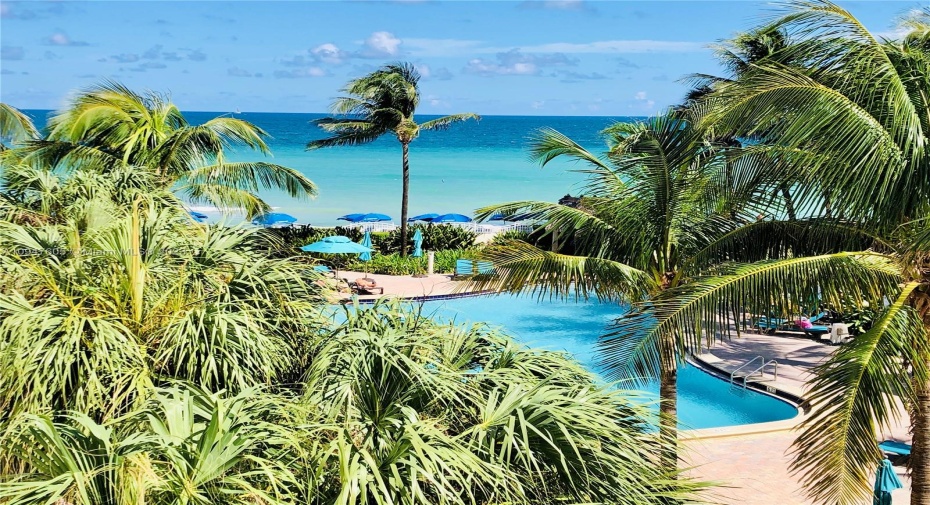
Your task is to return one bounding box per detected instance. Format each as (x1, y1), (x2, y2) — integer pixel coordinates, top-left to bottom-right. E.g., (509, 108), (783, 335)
(0, 0), (919, 116)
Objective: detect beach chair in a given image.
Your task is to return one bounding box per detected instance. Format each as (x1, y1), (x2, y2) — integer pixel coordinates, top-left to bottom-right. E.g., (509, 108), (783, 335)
(454, 259), (475, 278)
(353, 278), (384, 295)
(476, 260), (495, 275)
(313, 265), (335, 277)
(879, 440), (911, 457)
(752, 316), (790, 334)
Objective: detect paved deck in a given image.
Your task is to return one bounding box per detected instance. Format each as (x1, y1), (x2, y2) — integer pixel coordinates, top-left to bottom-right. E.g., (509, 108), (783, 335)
(319, 274), (913, 504)
(690, 329), (911, 504)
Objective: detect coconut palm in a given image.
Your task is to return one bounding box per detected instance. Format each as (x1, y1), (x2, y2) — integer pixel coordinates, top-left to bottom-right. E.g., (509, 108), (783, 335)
(464, 109), (892, 476)
(307, 63), (479, 255)
(654, 2), (930, 503)
(5, 82), (317, 217)
(0, 103), (37, 151)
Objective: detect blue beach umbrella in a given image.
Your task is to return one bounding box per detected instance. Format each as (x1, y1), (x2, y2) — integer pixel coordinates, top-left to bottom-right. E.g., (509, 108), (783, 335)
(337, 213), (367, 223)
(301, 235), (372, 254)
(411, 228), (423, 258)
(874, 458), (903, 505)
(359, 213), (391, 222)
(338, 213), (392, 223)
(488, 213), (506, 221)
(359, 231), (373, 261)
(252, 212), (297, 227)
(408, 213), (440, 222)
(188, 210), (208, 222)
(432, 213), (473, 223)
(301, 235), (373, 277)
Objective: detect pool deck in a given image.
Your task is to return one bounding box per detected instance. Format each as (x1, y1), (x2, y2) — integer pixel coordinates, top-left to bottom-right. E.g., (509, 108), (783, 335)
(327, 273), (913, 504)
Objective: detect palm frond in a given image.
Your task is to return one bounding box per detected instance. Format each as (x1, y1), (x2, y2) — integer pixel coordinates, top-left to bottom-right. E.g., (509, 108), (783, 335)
(420, 113), (481, 131)
(790, 283), (927, 505)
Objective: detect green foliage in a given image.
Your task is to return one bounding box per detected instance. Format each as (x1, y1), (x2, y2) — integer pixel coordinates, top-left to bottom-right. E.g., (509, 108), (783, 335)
(0, 303), (708, 505)
(378, 223), (477, 254)
(341, 248), (478, 275)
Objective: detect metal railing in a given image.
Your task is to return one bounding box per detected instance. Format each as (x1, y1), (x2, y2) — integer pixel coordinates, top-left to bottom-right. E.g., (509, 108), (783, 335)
(730, 356), (779, 388)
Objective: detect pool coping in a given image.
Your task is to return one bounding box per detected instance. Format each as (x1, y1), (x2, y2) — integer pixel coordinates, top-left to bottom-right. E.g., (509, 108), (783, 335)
(346, 290), (810, 438)
(681, 354), (806, 440)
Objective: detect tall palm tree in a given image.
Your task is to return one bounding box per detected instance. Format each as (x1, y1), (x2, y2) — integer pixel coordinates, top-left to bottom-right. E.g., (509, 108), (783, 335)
(307, 63), (479, 255)
(466, 109), (888, 476)
(655, 2), (930, 503)
(5, 82), (318, 217)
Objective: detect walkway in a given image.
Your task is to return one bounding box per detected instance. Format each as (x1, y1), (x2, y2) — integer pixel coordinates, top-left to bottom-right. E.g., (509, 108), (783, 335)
(690, 330), (911, 504)
(320, 273), (913, 504)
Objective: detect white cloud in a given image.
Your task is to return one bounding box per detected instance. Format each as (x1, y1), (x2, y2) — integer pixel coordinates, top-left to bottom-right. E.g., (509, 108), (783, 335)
(520, 40), (703, 54)
(45, 31), (89, 47)
(635, 91), (647, 100)
(464, 49), (575, 76)
(403, 38), (484, 57)
(274, 67), (327, 78)
(532, 100), (545, 109)
(311, 43), (348, 64)
(363, 31), (401, 57)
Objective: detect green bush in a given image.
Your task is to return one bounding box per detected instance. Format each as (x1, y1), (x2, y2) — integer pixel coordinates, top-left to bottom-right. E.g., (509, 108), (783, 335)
(336, 247), (481, 276)
(378, 223), (477, 254)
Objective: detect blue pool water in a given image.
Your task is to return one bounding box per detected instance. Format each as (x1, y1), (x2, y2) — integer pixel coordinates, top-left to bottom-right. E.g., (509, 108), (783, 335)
(420, 294), (799, 430)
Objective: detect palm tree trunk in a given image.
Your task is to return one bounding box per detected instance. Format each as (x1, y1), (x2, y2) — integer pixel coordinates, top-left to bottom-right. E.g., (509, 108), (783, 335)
(912, 347), (930, 505)
(659, 331), (678, 474)
(400, 141), (410, 257)
(779, 183), (797, 221)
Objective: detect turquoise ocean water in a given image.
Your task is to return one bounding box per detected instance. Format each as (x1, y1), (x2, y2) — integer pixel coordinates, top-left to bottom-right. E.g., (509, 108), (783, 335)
(24, 110), (637, 226)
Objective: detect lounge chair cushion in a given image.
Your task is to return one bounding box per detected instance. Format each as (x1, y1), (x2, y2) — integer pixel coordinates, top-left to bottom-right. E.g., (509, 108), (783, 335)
(880, 440), (911, 456)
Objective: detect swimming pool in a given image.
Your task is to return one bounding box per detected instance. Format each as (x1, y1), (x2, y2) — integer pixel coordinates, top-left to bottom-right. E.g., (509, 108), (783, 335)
(419, 293), (798, 430)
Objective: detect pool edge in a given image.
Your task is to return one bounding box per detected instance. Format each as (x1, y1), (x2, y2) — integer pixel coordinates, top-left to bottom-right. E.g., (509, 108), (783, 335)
(682, 354), (806, 440)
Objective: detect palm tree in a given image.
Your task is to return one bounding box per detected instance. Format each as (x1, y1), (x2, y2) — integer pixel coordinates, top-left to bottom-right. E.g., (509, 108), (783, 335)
(302, 300), (707, 505)
(0, 103), (37, 151)
(307, 63), (479, 255)
(5, 82), (318, 217)
(0, 197), (323, 420)
(649, 2), (930, 503)
(0, 301), (709, 505)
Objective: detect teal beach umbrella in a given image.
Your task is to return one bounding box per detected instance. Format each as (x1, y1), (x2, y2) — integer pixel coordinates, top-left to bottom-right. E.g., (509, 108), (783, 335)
(300, 235), (372, 277)
(874, 458), (903, 504)
(359, 231), (373, 261)
(412, 228), (423, 258)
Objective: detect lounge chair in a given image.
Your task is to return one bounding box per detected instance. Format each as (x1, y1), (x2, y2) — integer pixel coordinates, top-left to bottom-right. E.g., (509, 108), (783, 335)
(880, 440), (911, 457)
(313, 265), (335, 277)
(353, 277), (384, 295)
(476, 260), (495, 275)
(454, 259), (474, 278)
(454, 259), (495, 278)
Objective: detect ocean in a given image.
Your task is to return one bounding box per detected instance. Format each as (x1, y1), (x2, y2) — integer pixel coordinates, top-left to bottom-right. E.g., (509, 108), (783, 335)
(23, 111), (641, 226)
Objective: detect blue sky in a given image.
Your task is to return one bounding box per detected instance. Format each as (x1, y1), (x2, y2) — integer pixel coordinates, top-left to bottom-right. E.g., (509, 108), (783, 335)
(0, 0), (918, 115)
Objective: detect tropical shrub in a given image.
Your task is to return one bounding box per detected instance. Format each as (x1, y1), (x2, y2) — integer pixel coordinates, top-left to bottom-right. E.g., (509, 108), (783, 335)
(0, 302), (707, 505)
(378, 223), (478, 254)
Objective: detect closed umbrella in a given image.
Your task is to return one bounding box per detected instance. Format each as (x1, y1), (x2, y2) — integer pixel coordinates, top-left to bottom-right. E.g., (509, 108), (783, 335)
(412, 228), (423, 258)
(432, 213), (473, 223)
(359, 231), (373, 278)
(252, 212), (297, 227)
(874, 458), (903, 505)
(188, 210), (208, 222)
(300, 235), (372, 277)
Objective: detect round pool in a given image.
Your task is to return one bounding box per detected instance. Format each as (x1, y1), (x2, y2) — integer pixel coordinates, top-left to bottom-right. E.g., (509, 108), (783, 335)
(420, 293), (798, 430)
